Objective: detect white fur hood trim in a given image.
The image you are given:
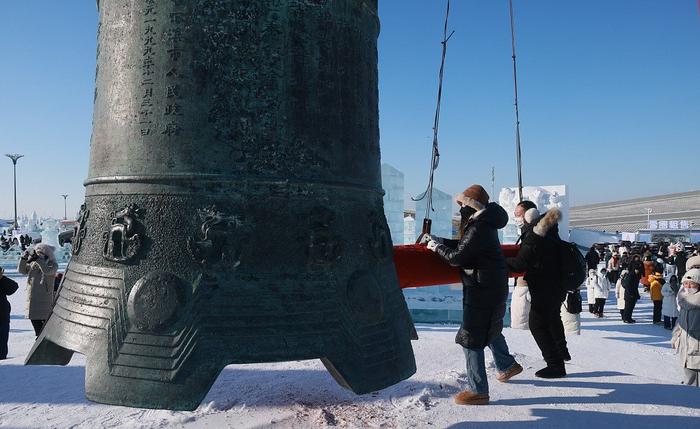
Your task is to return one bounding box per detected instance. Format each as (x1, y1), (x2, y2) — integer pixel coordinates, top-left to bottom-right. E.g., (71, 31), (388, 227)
(534, 208), (562, 237)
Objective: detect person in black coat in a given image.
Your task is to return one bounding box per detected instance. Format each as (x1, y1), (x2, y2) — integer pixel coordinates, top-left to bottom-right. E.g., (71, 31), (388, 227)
(506, 205), (570, 379)
(426, 185), (521, 405)
(585, 246), (600, 271)
(1, 267), (20, 359)
(622, 264), (642, 323)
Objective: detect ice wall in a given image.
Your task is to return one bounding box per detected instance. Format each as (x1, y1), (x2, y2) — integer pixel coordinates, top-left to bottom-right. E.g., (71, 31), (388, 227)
(403, 216), (416, 244)
(499, 185), (569, 243)
(414, 187), (455, 241)
(381, 163), (405, 245)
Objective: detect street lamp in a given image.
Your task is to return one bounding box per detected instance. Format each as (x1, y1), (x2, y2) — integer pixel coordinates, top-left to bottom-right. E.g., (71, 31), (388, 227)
(644, 207), (653, 227)
(61, 194), (69, 220)
(5, 154), (24, 231)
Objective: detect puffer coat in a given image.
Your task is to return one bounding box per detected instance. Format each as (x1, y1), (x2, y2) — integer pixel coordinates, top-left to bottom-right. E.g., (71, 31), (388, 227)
(18, 255), (57, 320)
(662, 281), (679, 318)
(560, 302), (581, 335)
(506, 209), (566, 312)
(672, 287), (700, 370)
(433, 202), (509, 349)
(510, 278), (530, 330)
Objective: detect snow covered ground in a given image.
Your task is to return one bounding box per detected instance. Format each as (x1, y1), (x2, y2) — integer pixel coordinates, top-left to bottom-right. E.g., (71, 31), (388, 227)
(1, 269), (699, 429)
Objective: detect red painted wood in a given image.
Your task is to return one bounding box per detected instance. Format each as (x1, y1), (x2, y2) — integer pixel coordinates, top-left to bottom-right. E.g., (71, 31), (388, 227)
(393, 244), (523, 289)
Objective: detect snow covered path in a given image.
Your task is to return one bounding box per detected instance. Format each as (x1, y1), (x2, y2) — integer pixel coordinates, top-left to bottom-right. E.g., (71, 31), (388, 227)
(1, 270), (699, 429)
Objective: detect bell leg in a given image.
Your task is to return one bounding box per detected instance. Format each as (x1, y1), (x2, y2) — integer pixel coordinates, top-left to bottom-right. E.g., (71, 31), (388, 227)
(24, 334), (74, 366)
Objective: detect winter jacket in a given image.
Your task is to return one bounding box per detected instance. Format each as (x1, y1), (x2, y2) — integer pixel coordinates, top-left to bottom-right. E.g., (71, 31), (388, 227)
(585, 249), (600, 271)
(594, 273), (611, 299)
(641, 261), (655, 287)
(510, 279), (531, 330)
(1, 275), (19, 322)
(675, 253), (688, 279)
(622, 270), (641, 301)
(662, 281), (679, 318)
(671, 288), (700, 370)
(649, 273), (664, 301)
(586, 274), (597, 305)
(560, 301), (581, 335)
(506, 209), (566, 312)
(433, 202), (509, 349)
(608, 256), (620, 272)
(18, 255), (57, 320)
(615, 278), (626, 310)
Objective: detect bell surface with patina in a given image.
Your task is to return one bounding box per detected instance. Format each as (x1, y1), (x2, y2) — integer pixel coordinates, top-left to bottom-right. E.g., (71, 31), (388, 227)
(25, 0), (416, 410)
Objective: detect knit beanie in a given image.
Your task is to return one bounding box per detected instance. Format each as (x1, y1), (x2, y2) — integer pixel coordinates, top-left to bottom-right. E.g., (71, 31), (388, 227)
(686, 255), (700, 271)
(683, 268), (700, 286)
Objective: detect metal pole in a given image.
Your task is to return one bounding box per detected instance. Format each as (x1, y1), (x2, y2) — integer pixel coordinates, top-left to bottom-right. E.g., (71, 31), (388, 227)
(5, 154), (24, 231)
(61, 194), (69, 220)
(509, 0), (524, 202)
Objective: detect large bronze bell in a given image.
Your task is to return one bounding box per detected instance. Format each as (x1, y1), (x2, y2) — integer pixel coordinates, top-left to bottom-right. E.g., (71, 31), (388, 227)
(26, 0), (416, 410)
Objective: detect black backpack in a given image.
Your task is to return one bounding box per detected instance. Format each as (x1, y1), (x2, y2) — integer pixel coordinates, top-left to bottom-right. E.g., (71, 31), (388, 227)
(559, 240), (587, 292)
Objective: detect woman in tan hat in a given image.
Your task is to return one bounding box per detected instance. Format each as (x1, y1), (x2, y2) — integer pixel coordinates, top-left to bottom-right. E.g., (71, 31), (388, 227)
(426, 184), (521, 405)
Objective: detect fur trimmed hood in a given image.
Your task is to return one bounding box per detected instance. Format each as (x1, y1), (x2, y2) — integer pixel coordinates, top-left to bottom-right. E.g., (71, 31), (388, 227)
(533, 208), (562, 237)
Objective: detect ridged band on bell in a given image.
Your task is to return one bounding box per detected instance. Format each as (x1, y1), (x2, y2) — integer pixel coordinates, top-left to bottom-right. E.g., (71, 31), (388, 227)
(25, 0), (416, 411)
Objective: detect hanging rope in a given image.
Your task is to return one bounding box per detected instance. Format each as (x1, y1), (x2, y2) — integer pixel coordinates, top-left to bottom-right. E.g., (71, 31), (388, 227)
(413, 0), (455, 232)
(508, 0), (524, 202)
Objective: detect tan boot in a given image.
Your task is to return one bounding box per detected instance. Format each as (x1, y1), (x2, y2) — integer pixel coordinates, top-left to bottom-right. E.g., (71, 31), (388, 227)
(453, 390), (489, 405)
(496, 362), (523, 383)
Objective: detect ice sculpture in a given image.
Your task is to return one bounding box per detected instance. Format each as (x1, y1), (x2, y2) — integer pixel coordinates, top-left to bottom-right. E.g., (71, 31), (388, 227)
(498, 185), (569, 243)
(381, 164), (405, 246)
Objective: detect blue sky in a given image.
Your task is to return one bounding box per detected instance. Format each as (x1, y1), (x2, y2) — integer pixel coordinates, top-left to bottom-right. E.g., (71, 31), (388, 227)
(1, 1), (698, 219)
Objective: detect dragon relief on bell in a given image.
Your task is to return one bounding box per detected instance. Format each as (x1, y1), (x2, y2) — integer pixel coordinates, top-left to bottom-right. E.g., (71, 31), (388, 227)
(102, 204), (143, 263)
(187, 206), (243, 270)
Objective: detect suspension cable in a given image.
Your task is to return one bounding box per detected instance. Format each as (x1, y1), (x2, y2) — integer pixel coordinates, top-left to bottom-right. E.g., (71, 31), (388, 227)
(413, 0), (455, 225)
(509, 0), (524, 202)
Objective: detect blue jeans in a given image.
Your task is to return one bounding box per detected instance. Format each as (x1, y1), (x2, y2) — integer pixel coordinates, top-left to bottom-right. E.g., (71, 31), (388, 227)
(462, 333), (517, 394)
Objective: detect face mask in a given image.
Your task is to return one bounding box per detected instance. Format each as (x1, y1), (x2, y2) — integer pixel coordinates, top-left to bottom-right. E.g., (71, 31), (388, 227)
(514, 216), (525, 227)
(686, 287), (699, 295)
(460, 205), (477, 220)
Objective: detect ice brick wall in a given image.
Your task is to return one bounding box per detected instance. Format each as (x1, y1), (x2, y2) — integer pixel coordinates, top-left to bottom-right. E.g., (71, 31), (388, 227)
(415, 187), (455, 241)
(381, 163), (405, 245)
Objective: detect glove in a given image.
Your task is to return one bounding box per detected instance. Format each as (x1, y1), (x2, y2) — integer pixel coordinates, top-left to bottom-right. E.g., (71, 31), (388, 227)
(418, 234), (433, 245)
(427, 240), (438, 252)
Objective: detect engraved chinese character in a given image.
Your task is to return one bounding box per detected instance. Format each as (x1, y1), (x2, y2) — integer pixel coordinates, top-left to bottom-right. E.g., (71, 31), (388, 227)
(141, 128), (152, 136)
(166, 67), (181, 78)
(164, 103), (183, 116)
(161, 122), (182, 136)
(144, 25), (155, 36)
(166, 85), (181, 98)
(142, 78), (154, 86)
(170, 12), (186, 25)
(167, 47), (182, 61)
(143, 88), (154, 98)
(144, 36), (156, 47)
(145, 7), (156, 16)
(165, 29), (183, 44)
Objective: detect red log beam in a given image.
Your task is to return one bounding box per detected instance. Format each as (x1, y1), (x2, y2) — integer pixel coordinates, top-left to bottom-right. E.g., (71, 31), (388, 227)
(393, 244), (523, 289)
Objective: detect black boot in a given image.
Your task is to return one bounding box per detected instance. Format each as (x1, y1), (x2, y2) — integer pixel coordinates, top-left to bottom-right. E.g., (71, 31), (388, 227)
(535, 363), (567, 379)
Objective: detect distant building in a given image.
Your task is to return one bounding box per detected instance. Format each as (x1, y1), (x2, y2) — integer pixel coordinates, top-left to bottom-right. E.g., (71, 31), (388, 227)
(570, 190), (700, 245)
(570, 191), (700, 233)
